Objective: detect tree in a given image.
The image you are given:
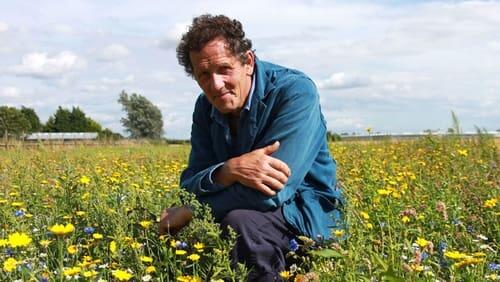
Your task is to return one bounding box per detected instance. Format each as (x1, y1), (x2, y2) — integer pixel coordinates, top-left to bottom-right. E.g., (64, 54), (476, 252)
(20, 106), (42, 132)
(118, 90), (164, 139)
(44, 106), (103, 132)
(44, 106), (72, 132)
(0, 106), (30, 138)
(326, 130), (342, 142)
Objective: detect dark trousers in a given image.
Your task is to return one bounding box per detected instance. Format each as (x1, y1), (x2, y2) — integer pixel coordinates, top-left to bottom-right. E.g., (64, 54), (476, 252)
(220, 208), (297, 282)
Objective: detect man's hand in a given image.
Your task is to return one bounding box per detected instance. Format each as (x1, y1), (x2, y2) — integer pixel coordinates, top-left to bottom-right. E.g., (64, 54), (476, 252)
(158, 206), (193, 236)
(214, 141), (291, 196)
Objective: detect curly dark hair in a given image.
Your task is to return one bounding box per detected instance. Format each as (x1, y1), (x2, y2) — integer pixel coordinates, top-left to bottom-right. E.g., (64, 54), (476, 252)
(176, 14), (253, 78)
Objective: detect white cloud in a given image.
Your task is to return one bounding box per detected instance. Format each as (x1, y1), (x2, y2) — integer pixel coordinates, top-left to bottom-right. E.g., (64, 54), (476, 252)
(97, 44), (130, 61)
(488, 41), (500, 52)
(0, 22), (8, 33)
(80, 75), (135, 93)
(0, 86), (20, 98)
(317, 72), (371, 90)
(52, 24), (74, 34)
(101, 74), (135, 85)
(157, 23), (189, 49)
(152, 71), (175, 83)
(8, 51), (86, 79)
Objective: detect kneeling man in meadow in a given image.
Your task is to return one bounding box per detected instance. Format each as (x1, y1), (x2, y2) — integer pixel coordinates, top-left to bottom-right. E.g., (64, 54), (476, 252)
(159, 14), (345, 281)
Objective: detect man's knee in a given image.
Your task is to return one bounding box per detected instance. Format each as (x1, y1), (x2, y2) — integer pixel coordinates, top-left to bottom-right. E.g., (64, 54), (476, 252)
(220, 209), (252, 235)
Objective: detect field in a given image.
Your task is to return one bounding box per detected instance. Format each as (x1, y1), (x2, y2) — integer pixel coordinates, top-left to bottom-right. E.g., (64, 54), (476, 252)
(0, 136), (498, 281)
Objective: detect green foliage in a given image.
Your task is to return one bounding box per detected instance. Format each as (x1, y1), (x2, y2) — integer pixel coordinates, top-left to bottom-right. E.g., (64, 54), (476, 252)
(118, 90), (164, 139)
(99, 128), (123, 140)
(451, 110), (461, 135)
(43, 106), (103, 133)
(0, 106), (30, 138)
(20, 106), (42, 132)
(327, 131), (342, 142)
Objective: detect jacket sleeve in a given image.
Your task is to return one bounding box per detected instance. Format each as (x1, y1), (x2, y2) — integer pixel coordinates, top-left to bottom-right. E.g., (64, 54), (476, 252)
(179, 96), (227, 195)
(196, 77), (327, 220)
(257, 77), (327, 206)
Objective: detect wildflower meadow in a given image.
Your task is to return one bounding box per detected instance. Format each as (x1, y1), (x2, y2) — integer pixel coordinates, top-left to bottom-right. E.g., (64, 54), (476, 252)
(0, 135), (498, 281)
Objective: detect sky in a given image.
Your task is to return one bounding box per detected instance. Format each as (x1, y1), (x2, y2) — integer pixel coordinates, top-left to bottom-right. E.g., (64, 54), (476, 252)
(0, 0), (499, 139)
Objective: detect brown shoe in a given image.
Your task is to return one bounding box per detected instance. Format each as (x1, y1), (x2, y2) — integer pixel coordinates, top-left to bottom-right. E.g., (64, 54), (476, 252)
(159, 205), (193, 236)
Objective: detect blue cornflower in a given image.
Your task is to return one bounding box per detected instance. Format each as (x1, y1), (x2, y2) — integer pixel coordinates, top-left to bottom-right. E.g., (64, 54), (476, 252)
(437, 241), (447, 253)
(421, 251), (429, 261)
(14, 210), (25, 217)
(176, 241), (188, 249)
(83, 227), (95, 234)
(488, 263), (500, 271)
(289, 238), (299, 252)
(466, 225), (474, 233)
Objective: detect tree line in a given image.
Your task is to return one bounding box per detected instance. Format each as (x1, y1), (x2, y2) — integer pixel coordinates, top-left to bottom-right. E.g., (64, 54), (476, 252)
(0, 91), (163, 140)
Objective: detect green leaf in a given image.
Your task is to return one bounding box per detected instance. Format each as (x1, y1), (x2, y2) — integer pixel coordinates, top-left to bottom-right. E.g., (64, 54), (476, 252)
(309, 248), (343, 258)
(381, 268), (405, 282)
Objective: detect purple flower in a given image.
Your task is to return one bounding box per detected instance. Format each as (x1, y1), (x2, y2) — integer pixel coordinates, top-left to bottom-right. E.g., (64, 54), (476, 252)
(289, 239), (299, 252)
(176, 241), (188, 249)
(14, 210), (25, 217)
(421, 251), (429, 261)
(489, 263), (500, 271)
(84, 227), (95, 234)
(438, 241), (447, 253)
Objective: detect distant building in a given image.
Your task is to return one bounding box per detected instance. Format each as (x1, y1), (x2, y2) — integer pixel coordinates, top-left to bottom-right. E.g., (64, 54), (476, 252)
(25, 132), (98, 141)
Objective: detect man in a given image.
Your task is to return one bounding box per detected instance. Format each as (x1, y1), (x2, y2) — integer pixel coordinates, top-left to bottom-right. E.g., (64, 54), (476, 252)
(159, 14), (345, 281)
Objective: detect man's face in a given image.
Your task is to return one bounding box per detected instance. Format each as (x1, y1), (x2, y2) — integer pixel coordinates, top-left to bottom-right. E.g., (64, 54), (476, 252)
(190, 37), (254, 117)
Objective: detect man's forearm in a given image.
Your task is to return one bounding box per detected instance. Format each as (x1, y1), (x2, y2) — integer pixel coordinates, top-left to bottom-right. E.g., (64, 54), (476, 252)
(211, 142), (290, 197)
(213, 161), (236, 187)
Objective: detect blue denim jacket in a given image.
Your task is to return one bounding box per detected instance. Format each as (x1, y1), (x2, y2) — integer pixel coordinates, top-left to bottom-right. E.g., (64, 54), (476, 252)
(180, 58), (345, 239)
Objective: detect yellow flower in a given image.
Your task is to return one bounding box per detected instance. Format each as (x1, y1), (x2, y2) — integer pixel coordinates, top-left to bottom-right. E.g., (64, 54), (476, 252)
(412, 265), (424, 272)
(279, 270), (292, 280)
(67, 245), (78, 254)
(112, 269), (133, 281)
(40, 239), (51, 248)
(360, 211), (370, 220)
(415, 237), (430, 248)
(145, 265), (156, 273)
(175, 249), (187, 255)
(8, 232), (32, 248)
(444, 250), (470, 260)
(457, 149), (468, 156)
(333, 229), (344, 238)
(79, 175), (91, 185)
(93, 233), (104, 240)
(110, 240), (117, 254)
(0, 239), (10, 247)
(377, 189), (392, 196)
(483, 198), (497, 208)
(130, 241), (142, 249)
(177, 276), (201, 282)
(83, 270), (98, 278)
(139, 220), (153, 229)
(63, 266), (81, 277)
(75, 211), (86, 217)
(187, 253), (201, 262)
(48, 223), (75, 236)
(401, 216), (410, 223)
(194, 242), (205, 252)
(11, 202), (24, 207)
(3, 257), (18, 272)
(140, 256), (153, 263)
(452, 257), (484, 268)
(365, 222), (373, 229)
